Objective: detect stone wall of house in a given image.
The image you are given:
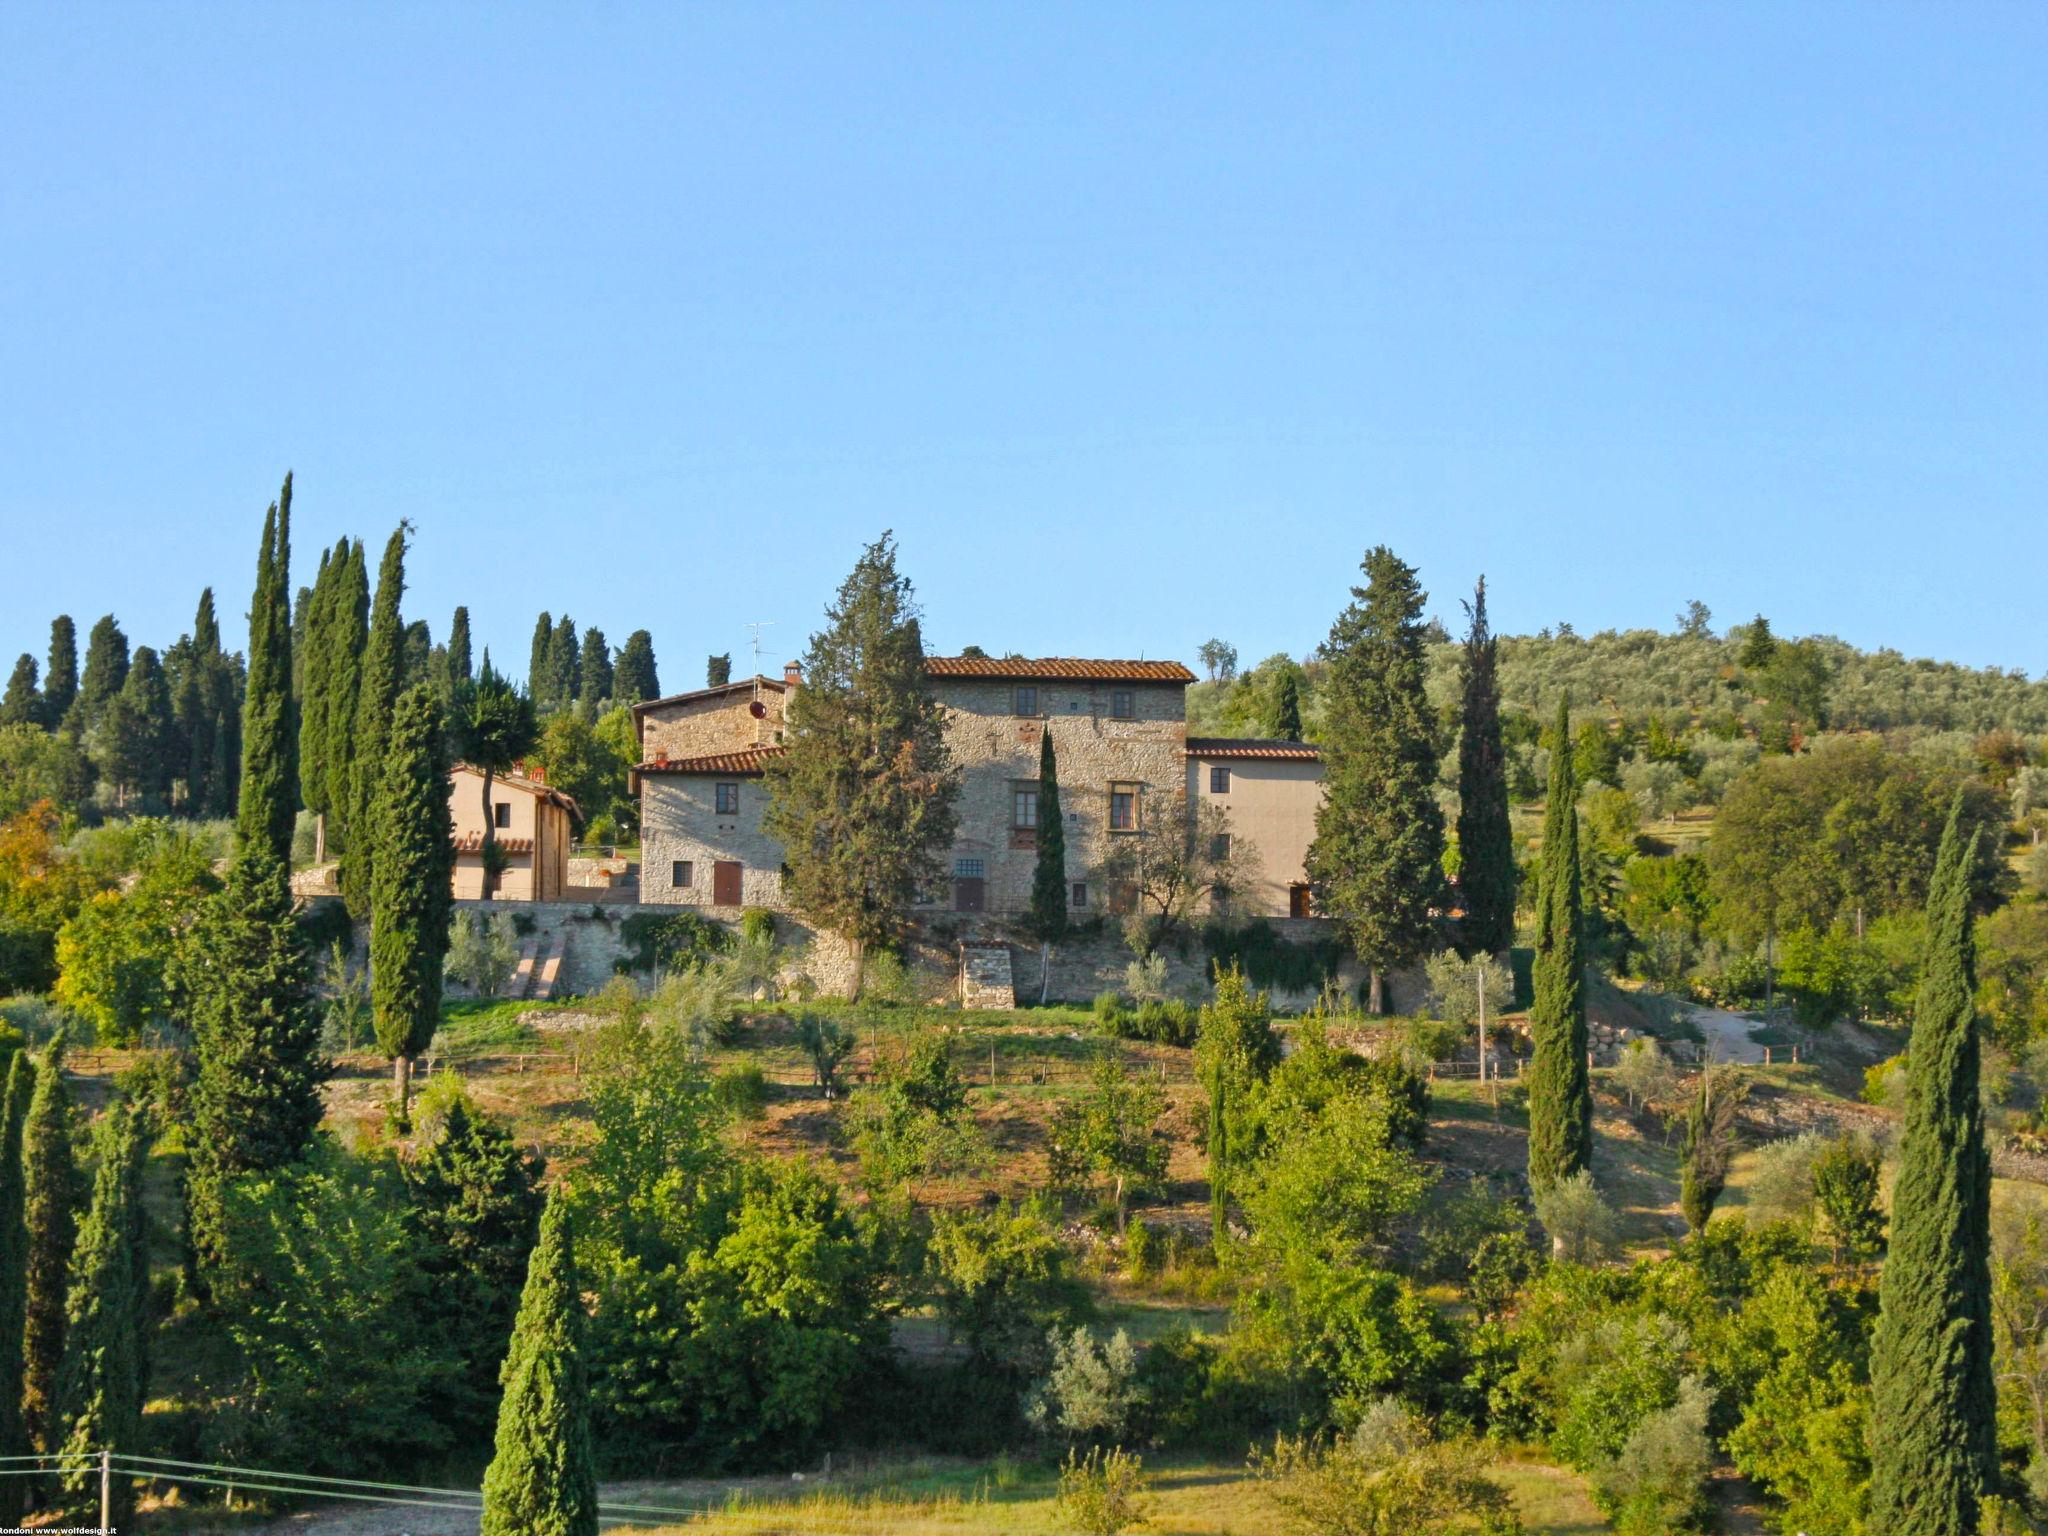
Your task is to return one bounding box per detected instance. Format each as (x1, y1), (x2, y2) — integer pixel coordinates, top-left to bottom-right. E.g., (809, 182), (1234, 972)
(637, 683), (785, 762)
(639, 775), (786, 909)
(932, 678), (1187, 918)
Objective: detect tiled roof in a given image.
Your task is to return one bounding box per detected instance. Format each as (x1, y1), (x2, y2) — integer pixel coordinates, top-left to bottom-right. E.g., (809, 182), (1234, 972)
(1185, 737), (1322, 761)
(630, 675), (787, 716)
(924, 657), (1197, 683)
(451, 764), (581, 816)
(634, 746), (787, 776)
(454, 834), (535, 855)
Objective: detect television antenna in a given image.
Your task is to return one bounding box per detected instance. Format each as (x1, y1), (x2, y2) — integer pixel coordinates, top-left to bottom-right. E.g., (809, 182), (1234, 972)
(744, 621), (777, 734)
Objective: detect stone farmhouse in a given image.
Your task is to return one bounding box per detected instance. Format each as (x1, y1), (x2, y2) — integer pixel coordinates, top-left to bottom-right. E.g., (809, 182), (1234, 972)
(629, 657), (1325, 920)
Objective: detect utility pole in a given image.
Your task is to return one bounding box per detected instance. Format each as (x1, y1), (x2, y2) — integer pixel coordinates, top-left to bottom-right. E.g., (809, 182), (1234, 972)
(100, 1446), (111, 1533)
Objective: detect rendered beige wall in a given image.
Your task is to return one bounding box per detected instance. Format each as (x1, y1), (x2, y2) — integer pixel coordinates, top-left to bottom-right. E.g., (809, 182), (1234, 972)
(1188, 755), (1323, 917)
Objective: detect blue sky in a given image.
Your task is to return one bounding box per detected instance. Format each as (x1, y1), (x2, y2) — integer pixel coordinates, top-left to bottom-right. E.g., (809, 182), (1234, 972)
(3, 4), (2044, 685)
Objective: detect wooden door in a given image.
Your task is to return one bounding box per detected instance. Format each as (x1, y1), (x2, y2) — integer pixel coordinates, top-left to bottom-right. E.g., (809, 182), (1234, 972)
(1288, 884), (1313, 919)
(713, 861), (743, 906)
(954, 877), (985, 913)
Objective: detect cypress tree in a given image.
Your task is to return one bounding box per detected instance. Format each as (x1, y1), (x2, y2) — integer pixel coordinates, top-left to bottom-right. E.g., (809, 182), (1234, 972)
(20, 1041), (76, 1452)
(42, 617), (78, 730)
(101, 644), (174, 805)
(322, 540), (370, 857)
(480, 1195), (598, 1536)
(343, 525), (409, 917)
(184, 588), (243, 820)
(579, 626), (612, 708)
(235, 476), (299, 864)
(1456, 578), (1517, 956)
(1867, 802), (1998, 1534)
(1028, 728), (1068, 946)
(73, 614), (130, 736)
(527, 612), (554, 707)
(1195, 968), (1278, 1251)
(545, 616), (579, 712)
(402, 619), (433, 691)
(615, 631), (659, 703)
(1526, 696), (1591, 1191)
(297, 544), (339, 828)
(1304, 546), (1444, 1013)
(371, 685), (454, 1116)
(1265, 662), (1304, 742)
(0, 656), (40, 728)
(448, 607), (474, 689)
(0, 1056), (33, 1523)
(57, 1101), (145, 1527)
(706, 652), (732, 688)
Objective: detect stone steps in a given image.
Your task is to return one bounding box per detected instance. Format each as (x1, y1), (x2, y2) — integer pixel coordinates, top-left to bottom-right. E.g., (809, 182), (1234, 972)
(959, 942), (1015, 1010)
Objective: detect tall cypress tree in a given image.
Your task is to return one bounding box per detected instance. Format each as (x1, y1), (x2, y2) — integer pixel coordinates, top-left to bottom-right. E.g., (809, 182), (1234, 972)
(73, 614), (130, 737)
(343, 526), (409, 917)
(1305, 546), (1444, 1013)
(322, 540), (370, 858)
(578, 626), (612, 709)
(190, 484), (324, 1269)
(102, 644), (174, 805)
(448, 607), (474, 689)
(1867, 802), (1998, 1535)
(1526, 696), (1591, 1191)
(235, 475), (299, 864)
(706, 652), (732, 688)
(42, 617), (78, 730)
(1028, 728), (1068, 945)
(0, 1056), (33, 1524)
(545, 616), (580, 712)
(297, 544), (340, 832)
(480, 1195), (598, 1536)
(615, 631), (659, 703)
(371, 686), (454, 1116)
(1457, 578), (1517, 956)
(527, 613), (554, 708)
(1265, 662), (1304, 742)
(20, 1041), (75, 1452)
(57, 1101), (145, 1527)
(0, 656), (40, 728)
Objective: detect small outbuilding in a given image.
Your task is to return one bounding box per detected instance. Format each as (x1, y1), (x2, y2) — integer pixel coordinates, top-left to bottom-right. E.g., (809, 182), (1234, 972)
(449, 764), (579, 902)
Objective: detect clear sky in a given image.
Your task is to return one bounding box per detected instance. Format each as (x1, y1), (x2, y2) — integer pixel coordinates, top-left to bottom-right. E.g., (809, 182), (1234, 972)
(3, 4), (2044, 686)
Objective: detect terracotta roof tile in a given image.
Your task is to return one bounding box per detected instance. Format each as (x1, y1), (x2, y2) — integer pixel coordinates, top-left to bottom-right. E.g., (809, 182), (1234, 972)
(924, 656), (1197, 683)
(634, 746), (787, 776)
(1184, 737), (1322, 761)
(454, 833), (535, 854)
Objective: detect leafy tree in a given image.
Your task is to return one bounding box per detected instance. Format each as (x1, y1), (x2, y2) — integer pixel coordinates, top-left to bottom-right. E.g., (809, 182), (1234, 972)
(1678, 1067), (1746, 1235)
(1868, 802), (1999, 1534)
(0, 803), (100, 991)
(480, 1193), (598, 1536)
(706, 652), (732, 688)
(1456, 580), (1516, 954)
(0, 656), (40, 729)
(763, 534), (957, 994)
(1096, 793), (1248, 956)
(852, 1031), (983, 1187)
(533, 712), (622, 834)
(407, 1094), (545, 1438)
(0, 1056), (32, 1523)
(1195, 966), (1279, 1244)
(615, 630), (659, 703)
(72, 614), (129, 737)
(236, 478), (299, 864)
(0, 728), (93, 823)
(370, 685), (453, 1115)
(56, 1099), (146, 1527)
(1610, 1038), (1679, 1113)
(20, 1040), (75, 1452)
(342, 525), (409, 916)
(453, 662), (539, 900)
(927, 1200), (1091, 1383)
(54, 826), (219, 1044)
(1307, 546), (1444, 1012)
(1197, 638), (1238, 684)
(42, 617), (77, 729)
(793, 1012), (855, 1099)
(578, 625), (613, 707)
(1265, 661), (1305, 742)
(1049, 1050), (1168, 1232)
(447, 910), (521, 997)
(1526, 696), (1591, 1192)
(1027, 727), (1067, 945)
(1026, 1325), (1144, 1447)
(1812, 1132), (1884, 1266)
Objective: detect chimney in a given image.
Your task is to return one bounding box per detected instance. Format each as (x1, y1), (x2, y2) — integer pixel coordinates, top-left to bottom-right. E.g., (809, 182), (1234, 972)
(784, 661), (803, 689)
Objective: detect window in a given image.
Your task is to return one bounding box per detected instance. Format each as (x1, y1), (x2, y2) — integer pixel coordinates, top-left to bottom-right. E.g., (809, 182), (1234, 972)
(954, 857), (985, 878)
(1071, 881), (1088, 908)
(671, 860), (693, 888)
(1111, 688), (1135, 720)
(1210, 764), (1230, 793)
(715, 782), (740, 815)
(1211, 833), (1231, 861)
(1109, 782), (1139, 831)
(1013, 786), (1038, 829)
(1014, 685), (1039, 717)
(493, 802), (511, 829)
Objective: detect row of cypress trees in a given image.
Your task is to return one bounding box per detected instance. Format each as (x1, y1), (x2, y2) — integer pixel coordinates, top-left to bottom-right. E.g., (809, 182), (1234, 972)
(525, 610), (660, 713)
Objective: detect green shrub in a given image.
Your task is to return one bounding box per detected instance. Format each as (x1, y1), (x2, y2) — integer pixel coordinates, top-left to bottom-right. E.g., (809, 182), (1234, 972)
(616, 909), (730, 973)
(1055, 1445), (1149, 1536)
(296, 898), (355, 956)
(740, 908), (776, 945)
(1025, 1326), (1144, 1447)
(1202, 921), (1343, 994)
(712, 1062), (770, 1121)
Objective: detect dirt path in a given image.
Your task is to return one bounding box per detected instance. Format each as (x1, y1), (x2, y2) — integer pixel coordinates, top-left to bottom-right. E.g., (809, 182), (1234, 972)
(1683, 1003), (1767, 1065)
(244, 1473), (817, 1535)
